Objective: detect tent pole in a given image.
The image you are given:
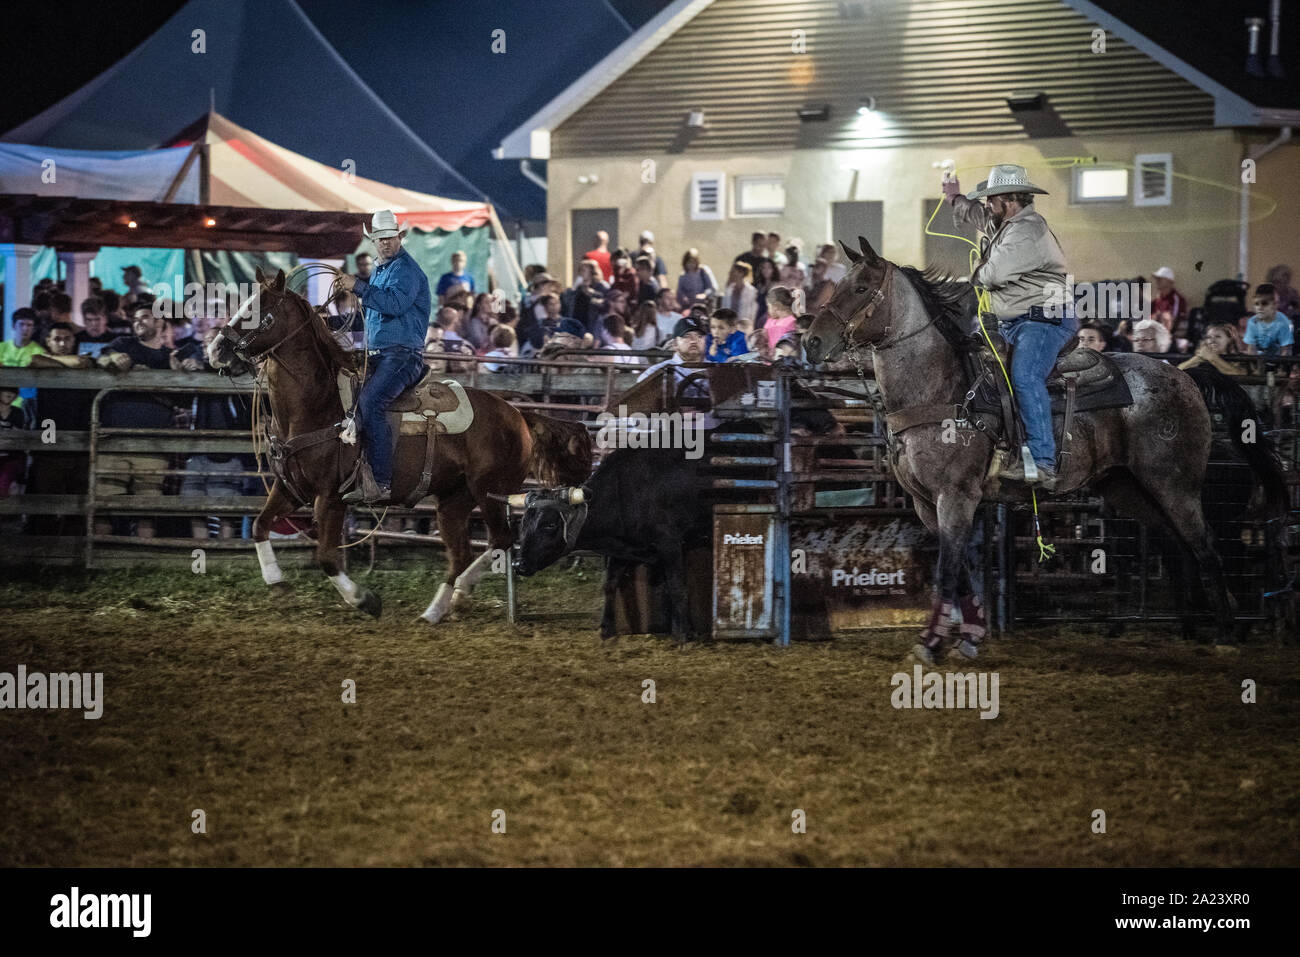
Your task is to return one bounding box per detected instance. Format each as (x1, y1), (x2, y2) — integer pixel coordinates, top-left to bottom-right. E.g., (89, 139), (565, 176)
(163, 141), (204, 204)
(487, 205), (526, 292)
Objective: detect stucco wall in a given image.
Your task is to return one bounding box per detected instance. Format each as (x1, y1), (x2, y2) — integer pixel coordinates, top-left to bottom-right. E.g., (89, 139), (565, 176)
(548, 129), (1254, 296)
(1249, 136), (1300, 289)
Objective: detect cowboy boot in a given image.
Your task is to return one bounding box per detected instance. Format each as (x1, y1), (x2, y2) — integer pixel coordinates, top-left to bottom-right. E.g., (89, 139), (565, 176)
(343, 460), (392, 505)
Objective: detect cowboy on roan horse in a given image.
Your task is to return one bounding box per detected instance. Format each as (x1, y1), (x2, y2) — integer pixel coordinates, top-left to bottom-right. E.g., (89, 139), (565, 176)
(336, 209), (431, 504)
(942, 163), (1076, 489)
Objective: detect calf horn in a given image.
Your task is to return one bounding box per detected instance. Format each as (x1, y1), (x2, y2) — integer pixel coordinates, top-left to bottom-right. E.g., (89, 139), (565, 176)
(485, 492), (529, 506)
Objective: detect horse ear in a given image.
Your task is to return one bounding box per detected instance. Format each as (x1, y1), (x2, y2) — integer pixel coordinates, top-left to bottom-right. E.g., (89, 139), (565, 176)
(274, 269), (286, 291)
(839, 240), (862, 265)
(857, 235), (882, 265)
(254, 267), (267, 286)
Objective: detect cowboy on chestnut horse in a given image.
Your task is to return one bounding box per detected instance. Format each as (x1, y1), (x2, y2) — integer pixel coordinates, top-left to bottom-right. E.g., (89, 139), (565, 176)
(336, 209), (431, 504)
(942, 163), (1076, 489)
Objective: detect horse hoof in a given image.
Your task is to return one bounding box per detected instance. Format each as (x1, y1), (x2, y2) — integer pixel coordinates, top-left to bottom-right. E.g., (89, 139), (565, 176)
(356, 589), (382, 619)
(268, 580), (293, 598)
(912, 643), (939, 665)
(955, 639), (980, 661)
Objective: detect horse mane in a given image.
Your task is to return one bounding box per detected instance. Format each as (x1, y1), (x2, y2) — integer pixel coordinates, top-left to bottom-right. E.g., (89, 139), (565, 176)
(281, 285), (362, 376)
(896, 265), (975, 339)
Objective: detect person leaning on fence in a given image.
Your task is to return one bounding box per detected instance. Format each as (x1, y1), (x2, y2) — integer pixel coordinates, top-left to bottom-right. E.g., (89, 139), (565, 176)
(1243, 283), (1294, 357)
(0, 385), (33, 499)
(335, 210), (432, 506)
(705, 308), (747, 363)
(761, 285), (802, 347)
(1178, 322), (1246, 376)
(25, 322), (94, 533)
(943, 163), (1075, 489)
(482, 324), (518, 373)
(637, 316), (707, 384)
(93, 304), (176, 538)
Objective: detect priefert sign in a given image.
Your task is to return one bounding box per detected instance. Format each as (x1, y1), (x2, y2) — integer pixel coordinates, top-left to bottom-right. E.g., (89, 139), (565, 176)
(831, 567), (906, 587)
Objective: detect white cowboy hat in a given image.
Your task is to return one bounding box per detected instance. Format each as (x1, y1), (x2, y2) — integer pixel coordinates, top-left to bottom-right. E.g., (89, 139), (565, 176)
(966, 164), (1049, 200)
(1153, 266), (1175, 281)
(363, 209), (408, 240)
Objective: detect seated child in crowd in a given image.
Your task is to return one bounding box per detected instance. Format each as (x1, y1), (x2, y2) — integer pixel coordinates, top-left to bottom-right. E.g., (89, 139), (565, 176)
(1242, 283), (1294, 357)
(705, 308), (747, 363)
(483, 325), (518, 373)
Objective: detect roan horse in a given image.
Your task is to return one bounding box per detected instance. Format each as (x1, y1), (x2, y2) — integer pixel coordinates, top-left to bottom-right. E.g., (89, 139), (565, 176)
(207, 268), (592, 622)
(804, 237), (1286, 659)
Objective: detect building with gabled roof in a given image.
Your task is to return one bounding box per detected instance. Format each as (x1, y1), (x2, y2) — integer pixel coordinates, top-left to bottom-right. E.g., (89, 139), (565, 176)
(498, 0), (1298, 293)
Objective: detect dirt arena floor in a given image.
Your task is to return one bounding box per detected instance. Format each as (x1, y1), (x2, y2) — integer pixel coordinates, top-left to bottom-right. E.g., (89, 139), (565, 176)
(2, 558), (1297, 867)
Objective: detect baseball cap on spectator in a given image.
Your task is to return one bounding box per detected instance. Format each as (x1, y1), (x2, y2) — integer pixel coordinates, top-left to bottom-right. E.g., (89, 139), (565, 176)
(558, 318), (588, 337)
(639, 230), (654, 243)
(673, 317), (706, 338)
(529, 272), (556, 291)
(1153, 266), (1175, 281)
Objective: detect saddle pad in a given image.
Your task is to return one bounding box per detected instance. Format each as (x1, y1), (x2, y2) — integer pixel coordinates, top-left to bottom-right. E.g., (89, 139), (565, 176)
(398, 379), (474, 435)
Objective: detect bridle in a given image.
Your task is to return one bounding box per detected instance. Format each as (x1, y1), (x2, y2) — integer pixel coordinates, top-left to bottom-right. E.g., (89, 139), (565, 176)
(217, 289), (304, 364)
(824, 262), (938, 358)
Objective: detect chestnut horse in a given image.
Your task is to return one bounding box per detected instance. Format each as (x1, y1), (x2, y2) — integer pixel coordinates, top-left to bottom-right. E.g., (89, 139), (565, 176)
(207, 268), (591, 623)
(804, 237), (1285, 659)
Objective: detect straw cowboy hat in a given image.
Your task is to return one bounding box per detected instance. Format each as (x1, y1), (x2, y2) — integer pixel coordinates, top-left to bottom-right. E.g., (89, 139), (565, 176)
(966, 164), (1049, 200)
(363, 209), (408, 240)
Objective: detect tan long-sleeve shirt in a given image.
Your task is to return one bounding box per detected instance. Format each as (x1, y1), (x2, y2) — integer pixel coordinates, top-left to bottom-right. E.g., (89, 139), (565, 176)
(952, 195), (1068, 320)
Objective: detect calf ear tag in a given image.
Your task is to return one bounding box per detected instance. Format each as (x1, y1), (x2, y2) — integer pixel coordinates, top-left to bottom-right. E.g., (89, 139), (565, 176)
(568, 488), (586, 505)
(507, 493), (527, 507)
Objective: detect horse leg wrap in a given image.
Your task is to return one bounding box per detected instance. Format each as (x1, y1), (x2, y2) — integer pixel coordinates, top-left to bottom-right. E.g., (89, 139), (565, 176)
(959, 593), (987, 643)
(452, 550), (495, 606)
(330, 572), (362, 607)
(919, 600), (956, 649)
(255, 540), (283, 585)
(420, 583), (454, 624)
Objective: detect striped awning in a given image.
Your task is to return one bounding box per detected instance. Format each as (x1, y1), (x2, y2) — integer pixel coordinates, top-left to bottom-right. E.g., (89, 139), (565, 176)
(176, 113), (491, 231)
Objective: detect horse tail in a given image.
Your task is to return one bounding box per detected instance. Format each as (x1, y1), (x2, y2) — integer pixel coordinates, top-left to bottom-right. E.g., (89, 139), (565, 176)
(520, 410), (594, 487)
(1184, 364), (1290, 519)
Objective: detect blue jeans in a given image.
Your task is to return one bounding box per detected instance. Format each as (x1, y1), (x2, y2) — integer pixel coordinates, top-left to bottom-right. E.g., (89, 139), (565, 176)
(1002, 313), (1078, 469)
(358, 348), (426, 486)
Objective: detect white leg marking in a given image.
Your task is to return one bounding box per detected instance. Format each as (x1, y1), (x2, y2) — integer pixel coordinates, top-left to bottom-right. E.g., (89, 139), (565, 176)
(330, 572), (362, 607)
(452, 549), (495, 604)
(255, 540), (283, 585)
(420, 582), (454, 624)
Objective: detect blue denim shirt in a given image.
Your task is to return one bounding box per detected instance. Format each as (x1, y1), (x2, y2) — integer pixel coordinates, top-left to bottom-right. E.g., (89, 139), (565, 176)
(354, 247), (431, 351)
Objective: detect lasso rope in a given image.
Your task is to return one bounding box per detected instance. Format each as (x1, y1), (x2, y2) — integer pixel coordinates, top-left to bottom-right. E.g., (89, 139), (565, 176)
(243, 261), (388, 550)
